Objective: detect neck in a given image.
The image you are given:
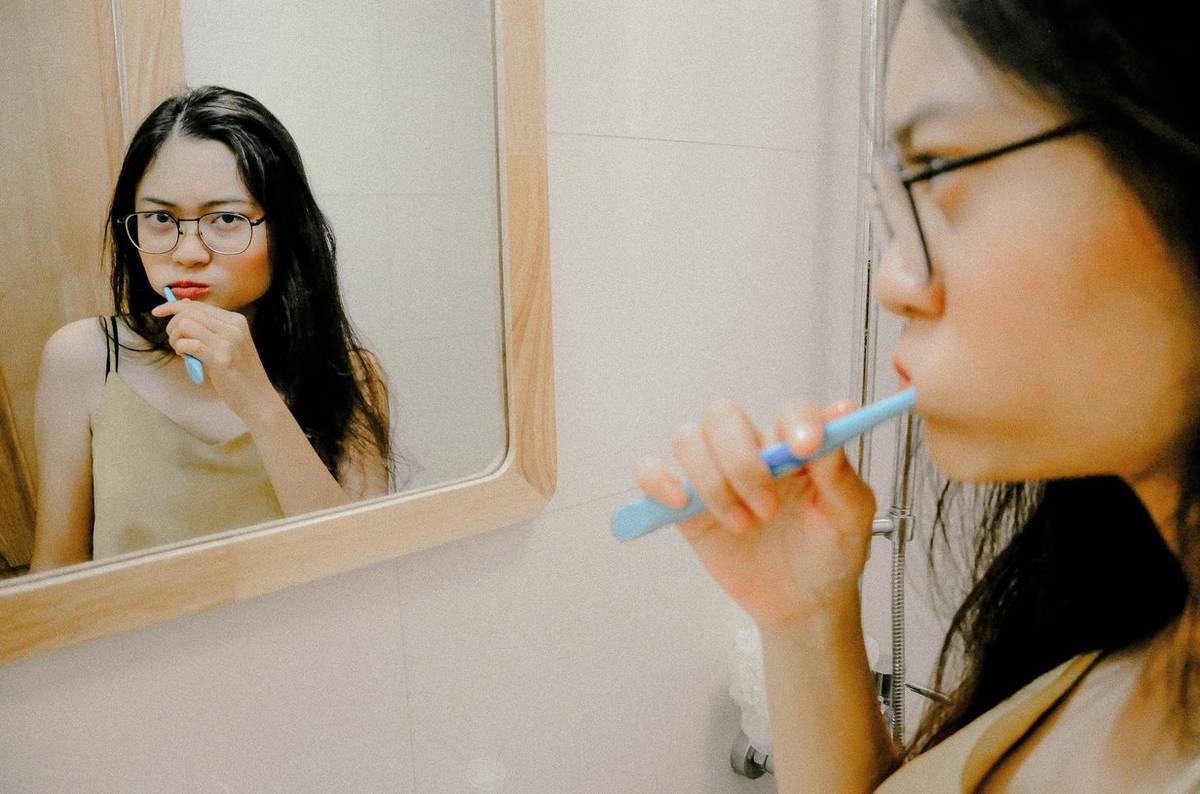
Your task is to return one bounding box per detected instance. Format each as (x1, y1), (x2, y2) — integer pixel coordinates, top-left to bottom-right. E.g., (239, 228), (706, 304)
(1126, 469), (1182, 553)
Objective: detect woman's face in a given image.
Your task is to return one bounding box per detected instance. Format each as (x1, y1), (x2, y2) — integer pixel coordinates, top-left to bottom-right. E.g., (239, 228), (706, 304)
(133, 134), (271, 314)
(878, 1), (1200, 487)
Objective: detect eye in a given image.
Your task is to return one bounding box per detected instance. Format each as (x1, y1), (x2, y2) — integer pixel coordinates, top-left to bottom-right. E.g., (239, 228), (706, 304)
(213, 213), (243, 226)
(146, 212), (176, 227)
(905, 152), (951, 173)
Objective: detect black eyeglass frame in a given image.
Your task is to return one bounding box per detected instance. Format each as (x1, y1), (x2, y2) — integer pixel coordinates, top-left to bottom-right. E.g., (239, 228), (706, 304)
(117, 211), (268, 256)
(880, 119), (1089, 278)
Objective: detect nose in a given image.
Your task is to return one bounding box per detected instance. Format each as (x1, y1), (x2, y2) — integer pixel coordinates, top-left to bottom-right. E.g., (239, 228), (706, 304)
(172, 220), (211, 267)
(875, 241), (943, 320)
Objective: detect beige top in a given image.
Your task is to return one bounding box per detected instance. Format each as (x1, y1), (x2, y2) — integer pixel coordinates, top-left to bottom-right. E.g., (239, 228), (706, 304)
(90, 324), (283, 559)
(877, 650), (1200, 792)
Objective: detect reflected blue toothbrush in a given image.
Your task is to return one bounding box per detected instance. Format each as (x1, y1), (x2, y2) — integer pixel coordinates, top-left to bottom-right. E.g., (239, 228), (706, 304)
(611, 388), (917, 541)
(162, 286), (205, 385)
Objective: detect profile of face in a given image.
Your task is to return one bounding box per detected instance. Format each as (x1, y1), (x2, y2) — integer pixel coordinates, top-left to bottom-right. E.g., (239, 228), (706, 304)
(876, 1), (1200, 488)
(132, 135), (272, 315)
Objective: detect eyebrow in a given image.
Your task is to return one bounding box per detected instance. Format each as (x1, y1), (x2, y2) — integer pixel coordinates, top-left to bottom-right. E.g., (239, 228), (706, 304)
(887, 101), (983, 149)
(138, 196), (254, 210)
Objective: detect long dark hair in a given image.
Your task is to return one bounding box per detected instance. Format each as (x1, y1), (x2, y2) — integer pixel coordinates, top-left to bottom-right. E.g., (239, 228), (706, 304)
(904, 1), (1200, 754)
(106, 85), (391, 482)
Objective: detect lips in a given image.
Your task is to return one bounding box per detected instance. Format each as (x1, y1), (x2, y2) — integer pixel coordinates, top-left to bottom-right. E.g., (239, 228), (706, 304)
(892, 356), (912, 387)
(167, 281), (209, 299)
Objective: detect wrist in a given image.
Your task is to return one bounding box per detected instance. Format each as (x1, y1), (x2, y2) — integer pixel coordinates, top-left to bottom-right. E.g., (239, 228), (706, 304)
(239, 387), (290, 432)
(755, 587), (863, 642)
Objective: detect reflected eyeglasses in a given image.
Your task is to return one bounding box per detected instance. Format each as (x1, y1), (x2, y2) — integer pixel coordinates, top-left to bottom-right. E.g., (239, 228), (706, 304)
(118, 211), (267, 256)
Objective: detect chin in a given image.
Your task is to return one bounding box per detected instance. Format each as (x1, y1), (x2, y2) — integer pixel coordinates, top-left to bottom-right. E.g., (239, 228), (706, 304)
(923, 430), (1041, 484)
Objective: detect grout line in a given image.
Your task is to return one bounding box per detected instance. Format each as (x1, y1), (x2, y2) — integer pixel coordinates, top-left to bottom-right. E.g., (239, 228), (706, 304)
(548, 129), (862, 159)
(390, 563), (421, 794)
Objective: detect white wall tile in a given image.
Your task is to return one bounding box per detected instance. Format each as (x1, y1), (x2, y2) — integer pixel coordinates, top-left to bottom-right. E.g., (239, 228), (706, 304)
(0, 563), (414, 792)
(546, 0), (861, 155)
(182, 0), (392, 196)
(387, 331), (507, 493)
(547, 131), (858, 511)
(392, 493), (764, 793)
(379, 0), (498, 196)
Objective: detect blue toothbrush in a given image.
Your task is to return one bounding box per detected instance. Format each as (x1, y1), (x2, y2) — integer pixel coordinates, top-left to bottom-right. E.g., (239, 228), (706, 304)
(611, 388), (917, 541)
(162, 286), (205, 385)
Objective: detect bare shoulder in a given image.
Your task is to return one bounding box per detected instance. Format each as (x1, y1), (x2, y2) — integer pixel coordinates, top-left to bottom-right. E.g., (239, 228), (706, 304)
(38, 317), (110, 395)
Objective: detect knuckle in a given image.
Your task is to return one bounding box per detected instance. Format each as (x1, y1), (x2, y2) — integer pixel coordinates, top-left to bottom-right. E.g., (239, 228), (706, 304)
(730, 455), (767, 485)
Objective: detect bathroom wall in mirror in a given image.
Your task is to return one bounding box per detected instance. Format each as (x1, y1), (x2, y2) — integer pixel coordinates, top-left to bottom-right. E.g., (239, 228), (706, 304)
(0, 0), (552, 662)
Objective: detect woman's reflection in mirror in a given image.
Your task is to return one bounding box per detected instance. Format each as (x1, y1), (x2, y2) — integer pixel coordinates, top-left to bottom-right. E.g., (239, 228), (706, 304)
(29, 86), (393, 571)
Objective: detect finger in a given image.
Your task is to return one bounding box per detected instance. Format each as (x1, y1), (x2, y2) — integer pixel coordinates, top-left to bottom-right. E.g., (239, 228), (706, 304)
(702, 402), (778, 520)
(803, 446), (876, 528)
(673, 423), (754, 533)
(153, 299), (243, 332)
(165, 315), (218, 350)
(776, 398), (827, 459)
(171, 336), (209, 362)
(634, 457), (690, 509)
(799, 400), (875, 526)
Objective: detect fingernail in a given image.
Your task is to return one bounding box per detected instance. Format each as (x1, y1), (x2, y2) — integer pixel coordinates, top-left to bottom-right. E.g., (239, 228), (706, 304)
(793, 424), (816, 450)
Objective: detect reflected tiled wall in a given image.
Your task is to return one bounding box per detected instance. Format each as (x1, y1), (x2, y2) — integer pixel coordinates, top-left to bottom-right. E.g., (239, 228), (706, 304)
(180, 0), (507, 491)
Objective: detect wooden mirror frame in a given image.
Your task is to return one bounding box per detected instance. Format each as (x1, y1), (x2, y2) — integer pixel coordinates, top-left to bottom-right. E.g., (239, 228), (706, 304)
(0, 0), (553, 664)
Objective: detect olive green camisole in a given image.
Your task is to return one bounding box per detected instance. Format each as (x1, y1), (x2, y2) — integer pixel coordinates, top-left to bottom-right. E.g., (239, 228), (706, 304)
(90, 317), (283, 559)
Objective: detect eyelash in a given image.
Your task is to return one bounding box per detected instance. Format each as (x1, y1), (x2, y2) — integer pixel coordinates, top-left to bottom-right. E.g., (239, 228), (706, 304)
(906, 152), (950, 172)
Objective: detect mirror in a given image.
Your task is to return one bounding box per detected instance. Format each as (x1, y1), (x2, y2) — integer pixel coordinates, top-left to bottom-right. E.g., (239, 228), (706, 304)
(0, 0), (552, 662)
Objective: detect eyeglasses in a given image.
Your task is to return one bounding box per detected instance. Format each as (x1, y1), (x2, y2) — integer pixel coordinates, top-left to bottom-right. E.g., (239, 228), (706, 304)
(118, 211), (267, 256)
(867, 119), (1088, 280)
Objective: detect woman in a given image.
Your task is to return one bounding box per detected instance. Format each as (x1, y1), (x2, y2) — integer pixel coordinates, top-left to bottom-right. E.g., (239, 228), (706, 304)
(31, 86), (391, 569)
(637, 1), (1199, 790)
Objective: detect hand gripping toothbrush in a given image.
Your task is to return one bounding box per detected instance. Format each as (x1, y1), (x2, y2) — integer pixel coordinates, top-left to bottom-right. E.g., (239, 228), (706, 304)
(163, 286), (205, 385)
(611, 388), (917, 541)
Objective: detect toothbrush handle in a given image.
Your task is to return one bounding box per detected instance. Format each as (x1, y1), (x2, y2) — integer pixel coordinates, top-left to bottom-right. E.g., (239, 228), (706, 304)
(610, 445), (819, 542)
(162, 287), (205, 385)
(611, 389), (916, 542)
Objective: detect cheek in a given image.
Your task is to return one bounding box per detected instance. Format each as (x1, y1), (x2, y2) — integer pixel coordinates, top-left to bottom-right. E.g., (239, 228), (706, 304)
(230, 245), (272, 292)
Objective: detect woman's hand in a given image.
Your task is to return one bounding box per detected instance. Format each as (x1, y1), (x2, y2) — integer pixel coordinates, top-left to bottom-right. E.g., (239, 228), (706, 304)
(636, 398), (877, 630)
(151, 299), (277, 419)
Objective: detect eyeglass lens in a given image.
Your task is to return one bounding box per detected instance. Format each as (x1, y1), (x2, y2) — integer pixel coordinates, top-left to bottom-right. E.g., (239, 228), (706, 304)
(868, 150), (930, 278)
(125, 212), (255, 255)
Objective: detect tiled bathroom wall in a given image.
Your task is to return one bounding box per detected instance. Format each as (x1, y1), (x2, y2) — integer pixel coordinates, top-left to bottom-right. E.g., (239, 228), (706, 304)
(0, 3), (935, 791)
(180, 0), (508, 492)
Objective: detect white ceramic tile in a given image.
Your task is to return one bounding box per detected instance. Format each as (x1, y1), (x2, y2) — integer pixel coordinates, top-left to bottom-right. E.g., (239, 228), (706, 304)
(378, 0), (499, 196)
(546, 131), (861, 511)
(181, 0), (391, 196)
(385, 332), (507, 493)
(546, 0), (861, 155)
(0, 562), (414, 792)
(391, 493), (765, 793)
(331, 192), (503, 343)
(292, 193), (505, 494)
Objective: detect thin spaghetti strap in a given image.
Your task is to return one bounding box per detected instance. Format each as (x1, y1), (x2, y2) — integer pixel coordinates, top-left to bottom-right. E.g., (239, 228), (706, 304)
(111, 315), (119, 373)
(103, 317), (111, 380)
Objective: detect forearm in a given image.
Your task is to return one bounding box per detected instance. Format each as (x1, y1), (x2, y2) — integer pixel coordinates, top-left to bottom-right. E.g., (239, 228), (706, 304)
(760, 593), (900, 794)
(242, 391), (354, 516)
